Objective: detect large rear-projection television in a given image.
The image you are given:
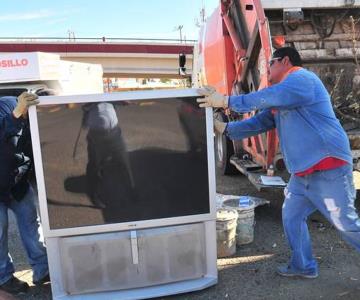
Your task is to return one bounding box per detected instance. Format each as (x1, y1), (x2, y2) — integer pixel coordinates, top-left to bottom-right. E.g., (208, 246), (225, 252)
(29, 89), (216, 236)
(29, 89), (217, 299)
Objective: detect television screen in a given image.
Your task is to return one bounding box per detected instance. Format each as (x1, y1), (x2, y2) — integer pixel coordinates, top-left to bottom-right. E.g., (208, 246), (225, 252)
(35, 96), (210, 229)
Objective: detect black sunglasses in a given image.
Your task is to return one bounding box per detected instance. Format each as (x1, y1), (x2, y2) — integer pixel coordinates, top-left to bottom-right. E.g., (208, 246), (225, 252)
(269, 57), (283, 67)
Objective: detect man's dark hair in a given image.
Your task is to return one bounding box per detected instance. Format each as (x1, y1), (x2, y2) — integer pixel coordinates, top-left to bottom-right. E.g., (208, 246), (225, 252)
(273, 47), (302, 67)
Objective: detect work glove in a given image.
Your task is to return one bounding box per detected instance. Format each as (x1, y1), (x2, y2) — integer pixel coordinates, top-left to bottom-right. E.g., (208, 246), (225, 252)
(197, 85), (229, 108)
(13, 92), (39, 118)
(214, 118), (227, 134)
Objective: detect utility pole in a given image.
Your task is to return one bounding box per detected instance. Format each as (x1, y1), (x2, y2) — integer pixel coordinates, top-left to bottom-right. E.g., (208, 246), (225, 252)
(67, 30), (75, 41)
(200, 6), (205, 23)
(174, 25), (184, 42)
(195, 4), (206, 27)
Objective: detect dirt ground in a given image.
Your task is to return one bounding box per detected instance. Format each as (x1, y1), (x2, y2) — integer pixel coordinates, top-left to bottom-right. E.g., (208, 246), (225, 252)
(5, 171), (360, 300)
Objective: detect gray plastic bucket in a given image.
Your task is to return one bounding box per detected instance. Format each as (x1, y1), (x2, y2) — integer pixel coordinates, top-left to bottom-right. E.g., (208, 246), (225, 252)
(223, 198), (255, 245)
(216, 208), (238, 257)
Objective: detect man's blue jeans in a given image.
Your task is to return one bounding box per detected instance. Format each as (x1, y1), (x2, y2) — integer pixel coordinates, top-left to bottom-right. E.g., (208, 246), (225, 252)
(282, 164), (358, 274)
(0, 186), (48, 285)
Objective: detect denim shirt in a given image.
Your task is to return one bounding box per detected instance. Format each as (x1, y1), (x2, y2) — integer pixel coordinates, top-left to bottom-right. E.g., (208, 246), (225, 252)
(226, 68), (353, 174)
(0, 96), (29, 201)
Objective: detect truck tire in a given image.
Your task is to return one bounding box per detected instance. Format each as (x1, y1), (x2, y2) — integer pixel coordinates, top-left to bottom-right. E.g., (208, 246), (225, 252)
(214, 112), (238, 175)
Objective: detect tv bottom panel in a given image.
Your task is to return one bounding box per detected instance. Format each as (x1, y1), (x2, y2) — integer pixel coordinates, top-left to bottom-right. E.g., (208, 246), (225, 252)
(47, 221), (217, 299)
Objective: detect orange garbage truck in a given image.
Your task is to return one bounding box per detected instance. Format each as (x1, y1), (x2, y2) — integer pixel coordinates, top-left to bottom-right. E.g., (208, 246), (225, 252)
(194, 0), (360, 189)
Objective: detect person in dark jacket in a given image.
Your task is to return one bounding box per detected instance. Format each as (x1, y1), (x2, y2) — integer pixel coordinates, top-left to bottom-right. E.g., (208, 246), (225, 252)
(0, 92), (49, 295)
(197, 47), (357, 279)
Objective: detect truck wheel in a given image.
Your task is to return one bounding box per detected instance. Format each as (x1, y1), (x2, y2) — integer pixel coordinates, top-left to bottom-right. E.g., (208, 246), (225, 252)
(214, 112), (238, 175)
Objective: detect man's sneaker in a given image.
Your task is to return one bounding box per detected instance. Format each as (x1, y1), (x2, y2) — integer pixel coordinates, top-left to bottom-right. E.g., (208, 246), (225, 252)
(0, 276), (29, 294)
(277, 265), (318, 279)
(33, 273), (50, 285)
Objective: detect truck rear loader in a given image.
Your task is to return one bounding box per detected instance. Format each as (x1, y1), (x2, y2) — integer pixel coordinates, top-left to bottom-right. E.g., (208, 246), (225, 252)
(195, 0), (360, 189)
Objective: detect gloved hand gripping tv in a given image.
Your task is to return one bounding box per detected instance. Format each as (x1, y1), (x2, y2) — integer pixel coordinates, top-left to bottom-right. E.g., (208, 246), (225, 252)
(197, 86), (229, 109)
(13, 92), (39, 118)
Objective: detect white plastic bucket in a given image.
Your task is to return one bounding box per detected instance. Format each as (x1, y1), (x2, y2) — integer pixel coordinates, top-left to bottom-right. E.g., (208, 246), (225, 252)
(223, 198), (255, 245)
(216, 208), (238, 257)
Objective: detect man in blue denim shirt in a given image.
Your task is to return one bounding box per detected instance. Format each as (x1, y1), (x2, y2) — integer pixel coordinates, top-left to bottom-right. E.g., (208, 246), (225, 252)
(198, 47), (357, 279)
(0, 93), (49, 295)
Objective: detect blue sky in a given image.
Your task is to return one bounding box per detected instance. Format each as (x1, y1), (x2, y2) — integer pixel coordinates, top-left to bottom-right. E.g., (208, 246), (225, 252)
(1, 0), (219, 40)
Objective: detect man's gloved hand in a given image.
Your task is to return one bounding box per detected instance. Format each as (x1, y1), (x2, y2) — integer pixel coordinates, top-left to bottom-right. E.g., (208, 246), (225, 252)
(214, 118), (227, 134)
(197, 86), (229, 108)
(13, 92), (39, 118)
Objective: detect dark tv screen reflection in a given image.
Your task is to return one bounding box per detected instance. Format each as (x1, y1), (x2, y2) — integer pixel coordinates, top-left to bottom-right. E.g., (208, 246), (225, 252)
(37, 97), (210, 229)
